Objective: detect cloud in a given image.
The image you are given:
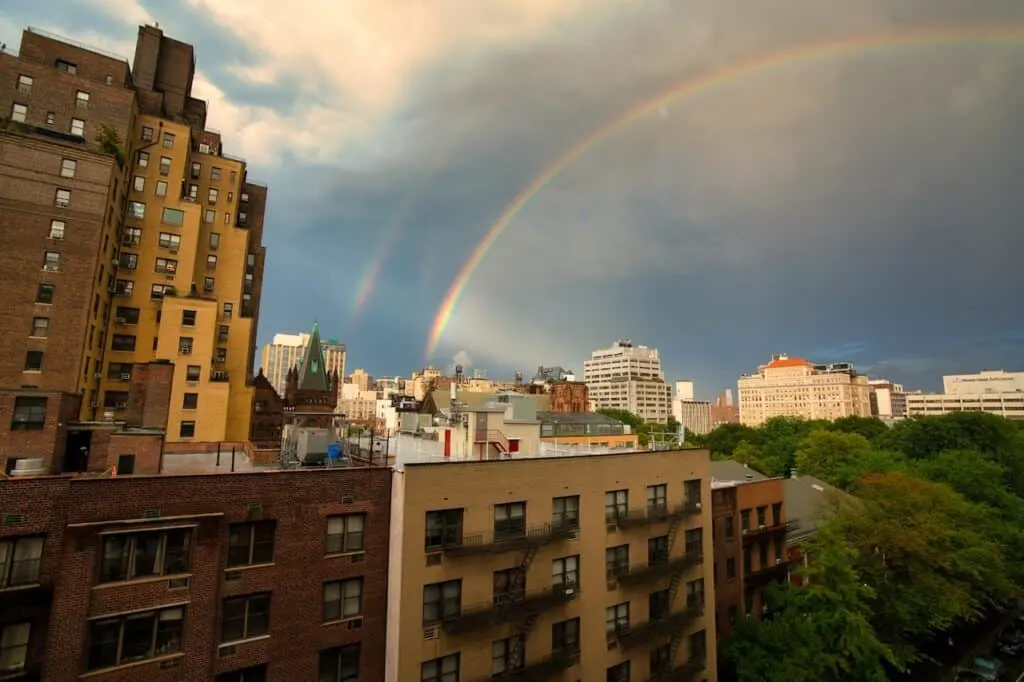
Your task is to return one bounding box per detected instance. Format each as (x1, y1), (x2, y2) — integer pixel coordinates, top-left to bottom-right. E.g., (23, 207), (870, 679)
(448, 350), (472, 376)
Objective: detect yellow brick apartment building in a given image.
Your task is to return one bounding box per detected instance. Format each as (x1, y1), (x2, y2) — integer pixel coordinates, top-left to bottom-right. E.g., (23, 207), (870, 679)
(386, 449), (717, 682)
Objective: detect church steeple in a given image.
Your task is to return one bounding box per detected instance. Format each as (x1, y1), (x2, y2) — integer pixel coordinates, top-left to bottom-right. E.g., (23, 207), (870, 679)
(296, 321), (331, 392)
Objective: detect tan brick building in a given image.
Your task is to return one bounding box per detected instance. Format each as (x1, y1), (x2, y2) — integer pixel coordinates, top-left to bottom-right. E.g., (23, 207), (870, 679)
(386, 449), (717, 682)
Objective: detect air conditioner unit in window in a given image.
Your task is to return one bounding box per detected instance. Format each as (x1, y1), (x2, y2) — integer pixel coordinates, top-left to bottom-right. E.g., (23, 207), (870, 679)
(120, 374), (131, 381)
(93, 372), (102, 379)
(115, 317), (126, 324)
(115, 402), (127, 409)
(169, 248), (178, 254)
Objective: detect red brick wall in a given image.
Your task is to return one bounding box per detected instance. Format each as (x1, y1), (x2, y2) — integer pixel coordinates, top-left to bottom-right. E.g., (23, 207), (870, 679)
(0, 467), (392, 682)
(0, 390), (80, 472)
(549, 382), (589, 413)
(124, 361), (174, 429)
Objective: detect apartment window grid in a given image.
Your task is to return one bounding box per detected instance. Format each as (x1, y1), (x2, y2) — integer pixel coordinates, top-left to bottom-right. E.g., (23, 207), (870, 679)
(30, 317), (49, 338)
(607, 661), (630, 682)
(11, 102), (29, 123)
(0, 537), (43, 587)
(605, 489), (628, 521)
(491, 635), (524, 677)
(323, 578), (362, 622)
(0, 622), (30, 674)
(606, 602), (629, 637)
(227, 521), (275, 567)
(216, 665), (267, 682)
(646, 483), (667, 511)
(11, 398), (46, 431)
(552, 555), (579, 590)
(606, 545), (629, 579)
(17, 74), (32, 93)
(54, 189), (70, 208)
(552, 617), (580, 653)
(421, 653), (459, 682)
(494, 502), (525, 540)
(60, 158), (76, 178)
(493, 567), (526, 605)
(70, 118), (85, 136)
(99, 529), (191, 583)
(86, 606), (184, 671)
(686, 578), (705, 609)
(552, 495), (579, 529)
(648, 535), (669, 564)
(221, 593), (270, 643)
(318, 645), (359, 682)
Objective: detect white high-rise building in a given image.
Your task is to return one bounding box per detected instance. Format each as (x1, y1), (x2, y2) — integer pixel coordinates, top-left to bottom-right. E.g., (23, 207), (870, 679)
(672, 380), (712, 435)
(259, 332), (346, 396)
(906, 369), (1024, 420)
(868, 379), (907, 419)
(583, 339), (672, 423)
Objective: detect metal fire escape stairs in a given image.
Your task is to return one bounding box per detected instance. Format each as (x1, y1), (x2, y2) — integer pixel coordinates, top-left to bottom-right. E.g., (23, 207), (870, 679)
(666, 507), (688, 665)
(507, 542), (541, 672)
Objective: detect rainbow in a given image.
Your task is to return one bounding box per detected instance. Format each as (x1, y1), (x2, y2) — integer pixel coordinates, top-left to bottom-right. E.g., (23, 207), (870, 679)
(424, 25), (1024, 356)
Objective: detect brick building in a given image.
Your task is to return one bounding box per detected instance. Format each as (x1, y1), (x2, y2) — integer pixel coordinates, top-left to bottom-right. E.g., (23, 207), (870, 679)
(0, 24), (269, 445)
(0, 466), (391, 681)
(547, 381), (589, 413)
(708, 461), (789, 640)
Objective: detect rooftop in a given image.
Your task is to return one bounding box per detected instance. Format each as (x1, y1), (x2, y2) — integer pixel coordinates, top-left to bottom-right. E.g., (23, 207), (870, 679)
(536, 411), (626, 426)
(784, 474), (850, 540)
(709, 460), (770, 488)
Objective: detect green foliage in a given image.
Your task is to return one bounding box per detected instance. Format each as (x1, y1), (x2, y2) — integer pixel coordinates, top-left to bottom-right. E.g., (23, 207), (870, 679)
(595, 408), (685, 448)
(712, 411), (1024, 679)
(94, 123), (125, 164)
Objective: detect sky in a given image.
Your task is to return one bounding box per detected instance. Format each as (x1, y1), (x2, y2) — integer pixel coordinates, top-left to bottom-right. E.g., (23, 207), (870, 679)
(4, 0), (1024, 398)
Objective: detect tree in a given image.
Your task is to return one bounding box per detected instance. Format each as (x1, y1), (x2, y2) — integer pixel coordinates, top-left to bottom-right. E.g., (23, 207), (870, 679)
(95, 123), (125, 164)
(704, 422), (762, 458)
(834, 472), (1012, 664)
(831, 415), (890, 442)
(725, 526), (893, 681)
(596, 408), (652, 447)
(794, 430), (874, 486)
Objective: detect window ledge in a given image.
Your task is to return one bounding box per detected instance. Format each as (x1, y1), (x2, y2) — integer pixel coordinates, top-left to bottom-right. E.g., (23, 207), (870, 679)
(219, 634), (270, 649)
(92, 572), (192, 591)
(0, 582), (42, 594)
(223, 562), (274, 574)
(321, 615), (362, 628)
(324, 551), (365, 560)
(79, 652), (184, 679)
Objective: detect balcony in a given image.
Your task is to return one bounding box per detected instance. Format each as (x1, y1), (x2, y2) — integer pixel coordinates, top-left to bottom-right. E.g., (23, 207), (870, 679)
(615, 552), (703, 586)
(444, 521), (577, 557)
(649, 655), (707, 682)
(745, 560), (790, 588)
(441, 584), (578, 635)
(618, 603), (704, 649)
(489, 647), (580, 681)
(612, 500), (702, 529)
(210, 371), (230, 383)
(741, 520), (792, 545)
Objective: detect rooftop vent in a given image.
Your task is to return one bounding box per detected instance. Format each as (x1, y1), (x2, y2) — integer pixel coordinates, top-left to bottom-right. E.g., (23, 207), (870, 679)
(8, 458), (48, 477)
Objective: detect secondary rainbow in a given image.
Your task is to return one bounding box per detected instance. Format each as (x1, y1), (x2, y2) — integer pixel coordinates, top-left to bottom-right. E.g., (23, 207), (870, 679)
(425, 25), (1024, 356)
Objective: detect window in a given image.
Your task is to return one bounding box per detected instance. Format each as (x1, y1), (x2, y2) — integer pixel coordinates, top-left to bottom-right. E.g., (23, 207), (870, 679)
(204, 208), (216, 223)
(494, 567), (525, 603)
(161, 207), (185, 226)
(211, 167), (221, 181)
(76, 90), (90, 107)
(323, 578), (362, 621)
(60, 158), (77, 178)
(111, 334), (136, 352)
(70, 118), (85, 136)
(190, 162), (201, 179)
(605, 489), (628, 520)
(223, 302), (233, 317)
(115, 307), (140, 324)
(422, 579), (461, 622)
(318, 645), (359, 682)
(48, 219), (65, 239)
(158, 232), (181, 250)
(649, 588), (670, 620)
(647, 483), (667, 511)
(326, 514), (364, 554)
(11, 103), (27, 123)
(178, 337), (193, 355)
(217, 665), (267, 682)
(684, 478), (702, 505)
(24, 351), (43, 371)
(741, 509), (751, 531)
(206, 254), (218, 270)
(757, 506), (767, 526)
(607, 662), (630, 682)
(159, 156), (171, 175)
(54, 189), (70, 208)
(107, 362), (134, 380)
(155, 258), (177, 274)
(772, 502), (783, 526)
(494, 502), (525, 540)
(186, 365), (201, 381)
(149, 284), (165, 300)
(118, 253), (138, 270)
(56, 59), (77, 74)
(36, 283), (54, 303)
(132, 175), (145, 192)
(238, 211), (248, 226)
(606, 545), (629, 579)
(650, 644), (671, 676)
(760, 543), (769, 569)
(187, 184), (198, 201)
(726, 557), (737, 579)
(86, 605), (183, 670)
(199, 143), (211, 154)
(204, 277), (216, 292)
(690, 629), (707, 662)
(648, 535), (669, 564)
(0, 536), (44, 586)
(552, 555), (579, 589)
(209, 232), (221, 250)
(141, 126), (154, 142)
(552, 617), (580, 653)
(224, 212), (232, 224)
(684, 528), (702, 556)
(181, 309), (196, 326)
(182, 393), (198, 410)
(155, 180), (167, 197)
(686, 578), (705, 609)
(136, 152), (151, 169)
(179, 421), (196, 438)
(215, 347), (228, 364)
(218, 325), (229, 343)
(221, 593), (270, 643)
(17, 74), (33, 93)
(30, 317), (48, 338)
(45, 111), (55, 125)
(606, 602), (629, 636)
(162, 132), (175, 148)
(0, 622), (30, 674)
(227, 521), (275, 566)
(127, 201), (145, 219)
(421, 654), (459, 682)
(99, 529), (191, 582)
(425, 509), (463, 549)
(207, 187), (219, 204)
(492, 635), (524, 677)
(724, 515), (735, 539)
(552, 495), (579, 529)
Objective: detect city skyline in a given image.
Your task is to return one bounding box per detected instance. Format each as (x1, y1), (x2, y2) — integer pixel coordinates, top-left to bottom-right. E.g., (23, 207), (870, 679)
(5, 0), (1021, 396)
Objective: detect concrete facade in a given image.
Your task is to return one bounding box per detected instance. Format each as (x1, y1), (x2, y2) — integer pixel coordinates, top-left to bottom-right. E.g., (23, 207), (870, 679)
(386, 449), (717, 682)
